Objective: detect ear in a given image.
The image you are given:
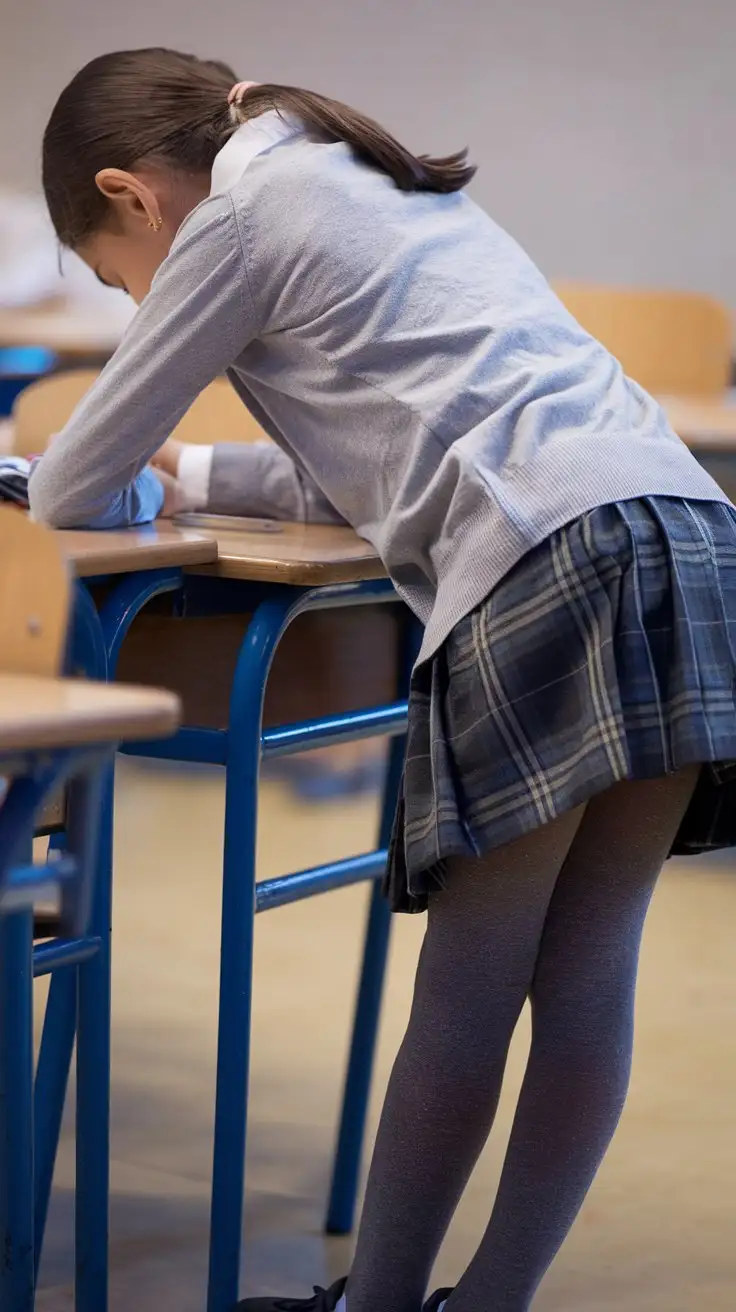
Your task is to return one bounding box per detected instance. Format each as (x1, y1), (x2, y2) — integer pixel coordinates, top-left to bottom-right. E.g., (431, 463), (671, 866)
(94, 168), (160, 229)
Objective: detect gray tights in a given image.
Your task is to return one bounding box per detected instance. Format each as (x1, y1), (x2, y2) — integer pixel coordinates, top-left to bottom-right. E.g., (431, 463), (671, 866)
(347, 769), (698, 1312)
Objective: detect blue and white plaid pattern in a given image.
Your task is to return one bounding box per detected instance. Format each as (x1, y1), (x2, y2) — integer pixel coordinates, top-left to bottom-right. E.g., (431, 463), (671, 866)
(386, 497), (736, 913)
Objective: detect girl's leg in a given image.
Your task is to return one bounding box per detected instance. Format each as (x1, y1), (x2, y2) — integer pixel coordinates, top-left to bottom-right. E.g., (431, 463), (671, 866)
(447, 767), (699, 1312)
(348, 805), (586, 1312)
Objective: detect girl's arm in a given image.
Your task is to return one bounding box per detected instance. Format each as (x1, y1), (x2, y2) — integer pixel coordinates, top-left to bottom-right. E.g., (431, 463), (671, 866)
(28, 200), (258, 530)
(164, 441), (345, 525)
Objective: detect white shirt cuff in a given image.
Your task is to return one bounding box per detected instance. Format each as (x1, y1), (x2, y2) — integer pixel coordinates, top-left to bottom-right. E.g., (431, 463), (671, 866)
(176, 444), (214, 511)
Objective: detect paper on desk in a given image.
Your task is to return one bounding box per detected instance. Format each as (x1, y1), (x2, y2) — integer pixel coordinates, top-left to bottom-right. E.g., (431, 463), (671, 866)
(174, 512), (283, 533)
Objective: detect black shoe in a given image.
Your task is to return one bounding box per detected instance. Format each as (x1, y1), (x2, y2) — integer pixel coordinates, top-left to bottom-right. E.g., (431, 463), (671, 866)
(235, 1277), (347, 1311)
(235, 1279), (453, 1311)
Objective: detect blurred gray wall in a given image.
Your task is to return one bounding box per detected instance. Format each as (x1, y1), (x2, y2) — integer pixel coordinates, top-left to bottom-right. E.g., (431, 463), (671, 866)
(3, 0), (735, 305)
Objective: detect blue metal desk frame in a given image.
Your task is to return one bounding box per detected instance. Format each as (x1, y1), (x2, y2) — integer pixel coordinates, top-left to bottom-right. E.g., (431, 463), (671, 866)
(34, 565), (412, 1312)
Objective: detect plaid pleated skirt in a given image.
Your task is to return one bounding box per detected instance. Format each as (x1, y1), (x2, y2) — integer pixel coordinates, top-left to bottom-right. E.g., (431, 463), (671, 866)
(386, 496), (736, 913)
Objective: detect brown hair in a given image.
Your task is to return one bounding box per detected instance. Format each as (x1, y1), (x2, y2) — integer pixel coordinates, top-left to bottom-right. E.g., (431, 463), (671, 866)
(43, 47), (477, 248)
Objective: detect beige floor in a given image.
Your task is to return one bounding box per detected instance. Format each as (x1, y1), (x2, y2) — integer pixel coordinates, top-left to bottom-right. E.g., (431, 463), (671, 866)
(35, 758), (736, 1311)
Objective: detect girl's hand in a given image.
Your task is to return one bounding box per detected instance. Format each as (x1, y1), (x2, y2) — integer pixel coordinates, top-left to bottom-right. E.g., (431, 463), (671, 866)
(152, 467), (184, 519)
(150, 438), (185, 479)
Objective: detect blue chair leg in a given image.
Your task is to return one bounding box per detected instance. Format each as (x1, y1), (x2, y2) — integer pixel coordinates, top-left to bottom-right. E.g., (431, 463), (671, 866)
(34, 967), (77, 1277)
(74, 764), (114, 1312)
(0, 907), (36, 1312)
(324, 730), (404, 1235)
(33, 829), (76, 1277)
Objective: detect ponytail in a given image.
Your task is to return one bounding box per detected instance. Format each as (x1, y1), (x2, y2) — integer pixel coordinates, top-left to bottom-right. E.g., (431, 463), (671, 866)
(232, 84), (476, 195)
(43, 48), (476, 247)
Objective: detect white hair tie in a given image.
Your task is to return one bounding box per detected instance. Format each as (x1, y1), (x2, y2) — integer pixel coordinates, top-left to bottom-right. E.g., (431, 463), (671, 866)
(227, 81), (261, 124)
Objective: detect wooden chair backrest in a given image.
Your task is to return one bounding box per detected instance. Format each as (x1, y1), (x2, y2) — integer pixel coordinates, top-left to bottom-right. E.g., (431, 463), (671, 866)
(11, 371), (269, 457)
(0, 509), (70, 676)
(552, 282), (733, 397)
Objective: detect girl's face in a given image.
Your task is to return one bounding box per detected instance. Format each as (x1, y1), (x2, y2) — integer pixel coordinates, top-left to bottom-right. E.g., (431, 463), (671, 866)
(76, 165), (210, 304)
(77, 224), (168, 306)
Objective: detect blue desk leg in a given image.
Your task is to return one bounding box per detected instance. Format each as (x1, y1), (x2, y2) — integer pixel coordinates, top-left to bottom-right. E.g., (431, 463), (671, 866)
(207, 593), (295, 1312)
(324, 734), (403, 1235)
(0, 907), (35, 1312)
(74, 763), (114, 1312)
(325, 615), (416, 1234)
(72, 569), (179, 1312)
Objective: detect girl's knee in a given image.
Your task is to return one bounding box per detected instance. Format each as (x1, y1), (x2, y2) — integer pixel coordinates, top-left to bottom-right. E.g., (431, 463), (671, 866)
(530, 953), (637, 1030)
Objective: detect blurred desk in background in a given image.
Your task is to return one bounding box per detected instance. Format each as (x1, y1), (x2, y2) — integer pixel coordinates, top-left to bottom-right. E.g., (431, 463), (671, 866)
(662, 395), (736, 503)
(0, 303), (124, 359)
(0, 302), (125, 416)
(662, 395), (736, 449)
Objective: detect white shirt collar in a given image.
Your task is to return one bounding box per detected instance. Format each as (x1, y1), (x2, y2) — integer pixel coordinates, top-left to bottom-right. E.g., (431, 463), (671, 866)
(209, 111), (304, 197)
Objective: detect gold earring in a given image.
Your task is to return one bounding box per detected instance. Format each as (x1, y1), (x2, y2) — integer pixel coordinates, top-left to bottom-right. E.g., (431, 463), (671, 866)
(147, 215), (163, 232)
